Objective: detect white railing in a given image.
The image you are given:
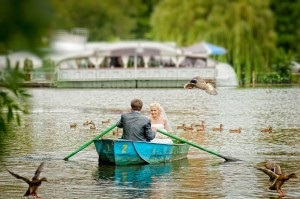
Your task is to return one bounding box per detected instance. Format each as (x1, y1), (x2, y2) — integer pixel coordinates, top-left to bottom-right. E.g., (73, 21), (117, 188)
(57, 67), (216, 81)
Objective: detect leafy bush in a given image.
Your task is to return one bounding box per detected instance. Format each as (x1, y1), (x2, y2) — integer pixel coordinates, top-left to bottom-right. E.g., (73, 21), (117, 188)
(0, 58), (31, 132)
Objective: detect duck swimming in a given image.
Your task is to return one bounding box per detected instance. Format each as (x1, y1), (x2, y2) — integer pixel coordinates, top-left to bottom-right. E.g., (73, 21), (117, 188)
(6, 162), (48, 198)
(261, 127), (272, 133)
(229, 127), (242, 133)
(256, 161), (298, 196)
(184, 76), (218, 95)
(213, 124), (224, 132)
(70, 123), (77, 128)
(83, 120), (90, 126)
(195, 121), (205, 131)
(101, 119), (111, 124)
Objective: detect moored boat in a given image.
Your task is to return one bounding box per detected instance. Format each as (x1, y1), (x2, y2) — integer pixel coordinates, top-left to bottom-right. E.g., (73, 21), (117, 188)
(93, 138), (190, 165)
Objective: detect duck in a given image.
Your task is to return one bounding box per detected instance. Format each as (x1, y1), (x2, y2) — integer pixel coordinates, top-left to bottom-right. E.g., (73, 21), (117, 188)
(90, 123), (96, 129)
(212, 124), (224, 132)
(184, 76), (218, 95)
(89, 121), (95, 126)
(183, 124), (195, 131)
(113, 128), (121, 136)
(264, 160), (282, 180)
(70, 123), (77, 128)
(101, 119), (111, 124)
(176, 124), (186, 130)
(6, 162), (48, 198)
(83, 120), (90, 126)
(229, 127), (242, 133)
(261, 127), (272, 133)
(195, 121), (205, 131)
(256, 161), (298, 196)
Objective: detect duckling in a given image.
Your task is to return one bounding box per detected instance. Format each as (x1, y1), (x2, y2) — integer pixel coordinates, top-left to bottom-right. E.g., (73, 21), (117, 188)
(176, 124), (186, 130)
(113, 128), (121, 136)
(184, 76), (218, 95)
(101, 119), (111, 124)
(6, 162), (48, 198)
(184, 124), (194, 131)
(213, 124), (224, 132)
(83, 120), (90, 126)
(229, 127), (242, 133)
(70, 123), (77, 128)
(256, 161), (298, 196)
(90, 124), (96, 130)
(261, 127), (272, 133)
(89, 121), (95, 126)
(195, 127), (205, 133)
(195, 121), (205, 131)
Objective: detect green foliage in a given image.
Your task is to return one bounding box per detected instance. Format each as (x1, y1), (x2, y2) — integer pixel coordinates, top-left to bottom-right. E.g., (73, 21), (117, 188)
(0, 0), (52, 133)
(257, 48), (293, 84)
(270, 0), (300, 60)
(150, 0), (276, 84)
(0, 0), (54, 54)
(51, 0), (144, 41)
(0, 59), (31, 132)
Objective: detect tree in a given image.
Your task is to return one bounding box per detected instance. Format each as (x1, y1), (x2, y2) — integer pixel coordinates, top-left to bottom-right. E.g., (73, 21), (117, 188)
(150, 0), (276, 84)
(270, 0), (300, 60)
(0, 0), (53, 132)
(51, 0), (144, 41)
(0, 0), (54, 54)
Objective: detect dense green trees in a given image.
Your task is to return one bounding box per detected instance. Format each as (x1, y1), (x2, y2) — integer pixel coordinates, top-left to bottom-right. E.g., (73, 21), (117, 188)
(51, 0), (146, 40)
(270, 0), (300, 57)
(150, 0), (276, 83)
(0, 0), (53, 54)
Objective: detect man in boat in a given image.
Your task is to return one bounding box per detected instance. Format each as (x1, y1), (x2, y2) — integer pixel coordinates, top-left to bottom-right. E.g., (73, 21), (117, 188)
(116, 98), (156, 142)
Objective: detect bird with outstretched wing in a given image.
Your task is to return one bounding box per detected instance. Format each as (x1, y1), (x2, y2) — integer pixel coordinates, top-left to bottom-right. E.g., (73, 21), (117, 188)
(184, 76), (218, 95)
(6, 162), (48, 198)
(256, 161), (298, 196)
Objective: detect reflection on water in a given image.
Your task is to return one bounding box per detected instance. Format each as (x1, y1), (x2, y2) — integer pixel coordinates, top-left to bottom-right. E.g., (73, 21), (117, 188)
(0, 87), (299, 198)
(93, 160), (189, 198)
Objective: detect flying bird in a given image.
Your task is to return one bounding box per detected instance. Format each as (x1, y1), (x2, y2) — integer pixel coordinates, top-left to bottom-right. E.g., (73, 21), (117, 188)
(184, 76), (218, 95)
(6, 162), (48, 198)
(256, 161), (298, 196)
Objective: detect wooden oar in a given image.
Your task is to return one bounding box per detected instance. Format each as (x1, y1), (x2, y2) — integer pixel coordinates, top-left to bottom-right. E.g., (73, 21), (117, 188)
(63, 124), (117, 161)
(157, 129), (240, 162)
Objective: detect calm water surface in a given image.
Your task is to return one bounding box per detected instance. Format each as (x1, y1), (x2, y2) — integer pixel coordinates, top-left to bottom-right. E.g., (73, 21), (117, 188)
(0, 87), (299, 199)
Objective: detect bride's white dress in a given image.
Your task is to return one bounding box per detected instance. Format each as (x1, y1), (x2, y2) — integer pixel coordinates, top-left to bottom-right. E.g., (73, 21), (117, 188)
(150, 123), (173, 144)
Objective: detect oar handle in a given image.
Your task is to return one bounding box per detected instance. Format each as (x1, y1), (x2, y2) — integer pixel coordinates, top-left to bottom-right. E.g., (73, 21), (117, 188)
(157, 129), (240, 162)
(64, 124), (117, 161)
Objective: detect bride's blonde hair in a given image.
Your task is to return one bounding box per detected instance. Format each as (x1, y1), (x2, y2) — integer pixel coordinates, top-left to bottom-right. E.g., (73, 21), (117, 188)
(150, 102), (163, 115)
(149, 102), (172, 131)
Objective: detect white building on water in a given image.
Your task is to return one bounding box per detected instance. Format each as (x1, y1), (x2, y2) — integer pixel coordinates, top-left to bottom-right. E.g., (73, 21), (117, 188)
(1, 28), (238, 88)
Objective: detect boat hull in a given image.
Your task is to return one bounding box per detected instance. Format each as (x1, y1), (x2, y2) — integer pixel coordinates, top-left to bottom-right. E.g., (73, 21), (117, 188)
(93, 139), (190, 165)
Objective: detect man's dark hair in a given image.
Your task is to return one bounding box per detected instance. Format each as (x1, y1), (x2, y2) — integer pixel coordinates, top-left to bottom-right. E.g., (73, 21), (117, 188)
(131, 98), (143, 111)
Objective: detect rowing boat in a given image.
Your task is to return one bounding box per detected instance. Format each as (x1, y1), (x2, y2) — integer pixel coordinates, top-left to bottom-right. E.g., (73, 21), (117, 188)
(93, 139), (190, 165)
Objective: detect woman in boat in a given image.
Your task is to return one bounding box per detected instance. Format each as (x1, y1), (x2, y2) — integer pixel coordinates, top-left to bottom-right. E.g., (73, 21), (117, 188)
(149, 102), (173, 144)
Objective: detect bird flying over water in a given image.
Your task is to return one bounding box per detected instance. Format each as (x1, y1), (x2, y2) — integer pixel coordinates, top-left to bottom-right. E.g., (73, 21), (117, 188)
(184, 76), (218, 95)
(256, 160), (298, 196)
(6, 162), (48, 198)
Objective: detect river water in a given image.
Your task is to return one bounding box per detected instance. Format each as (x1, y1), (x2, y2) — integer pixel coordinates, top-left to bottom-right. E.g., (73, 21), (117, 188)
(0, 87), (299, 199)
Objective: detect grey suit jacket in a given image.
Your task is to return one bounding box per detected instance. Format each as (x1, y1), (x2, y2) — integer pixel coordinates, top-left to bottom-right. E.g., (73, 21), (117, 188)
(116, 111), (156, 142)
